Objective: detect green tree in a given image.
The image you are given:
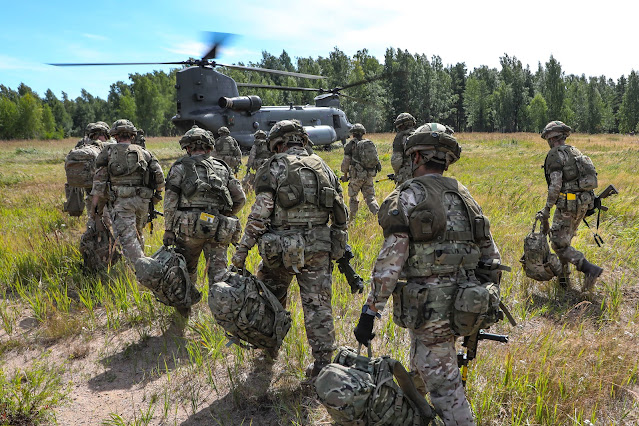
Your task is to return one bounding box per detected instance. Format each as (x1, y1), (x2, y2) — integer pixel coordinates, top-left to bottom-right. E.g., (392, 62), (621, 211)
(527, 93), (548, 132)
(0, 96), (19, 139)
(618, 70), (639, 133)
(542, 55), (566, 121)
(15, 93), (43, 139)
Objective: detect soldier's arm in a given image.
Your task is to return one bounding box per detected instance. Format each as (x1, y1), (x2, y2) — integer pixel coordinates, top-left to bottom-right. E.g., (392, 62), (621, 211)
(390, 134), (404, 173)
(237, 192), (274, 251)
(148, 154), (166, 191)
(545, 170), (562, 209)
(163, 164), (184, 231)
(366, 233), (410, 312)
(228, 176), (246, 215)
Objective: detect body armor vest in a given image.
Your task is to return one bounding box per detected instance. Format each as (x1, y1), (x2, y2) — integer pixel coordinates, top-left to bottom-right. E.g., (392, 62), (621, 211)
(254, 140), (272, 168)
(101, 143), (148, 186)
(214, 136), (237, 157)
(544, 145), (598, 192)
(176, 155), (233, 212)
(394, 129), (414, 184)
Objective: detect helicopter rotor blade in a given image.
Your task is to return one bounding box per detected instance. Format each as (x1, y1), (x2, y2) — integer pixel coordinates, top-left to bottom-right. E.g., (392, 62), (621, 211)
(201, 31), (235, 61)
(48, 61), (189, 66)
(339, 93), (378, 106)
(336, 71), (399, 92)
(237, 83), (321, 92)
(219, 63), (325, 80)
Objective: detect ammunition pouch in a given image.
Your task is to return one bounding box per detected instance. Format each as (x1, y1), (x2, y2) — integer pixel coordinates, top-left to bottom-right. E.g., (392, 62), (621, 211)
(329, 228), (347, 260)
(258, 233), (282, 269)
(193, 211), (240, 244)
(451, 281), (499, 336)
(281, 233), (305, 272)
(112, 186), (154, 199)
(392, 281), (430, 329)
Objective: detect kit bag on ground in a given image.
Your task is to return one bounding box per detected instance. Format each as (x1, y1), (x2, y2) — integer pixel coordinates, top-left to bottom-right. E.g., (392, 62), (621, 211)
(134, 246), (202, 309)
(65, 144), (101, 189)
(63, 184), (86, 217)
(520, 218), (562, 281)
(208, 270), (291, 350)
(356, 139), (380, 170)
(314, 346), (435, 426)
(80, 221), (121, 271)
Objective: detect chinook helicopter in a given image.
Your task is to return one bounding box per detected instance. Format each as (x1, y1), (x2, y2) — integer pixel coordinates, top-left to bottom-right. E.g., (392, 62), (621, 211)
(50, 35), (388, 148)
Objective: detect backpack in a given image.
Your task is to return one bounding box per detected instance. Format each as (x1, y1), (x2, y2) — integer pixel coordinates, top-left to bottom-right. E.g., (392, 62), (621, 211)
(208, 270), (291, 350)
(65, 144), (101, 189)
(356, 139), (380, 170)
(80, 221), (121, 271)
(520, 218), (562, 281)
(315, 346), (435, 426)
(63, 183), (85, 217)
(134, 246), (202, 309)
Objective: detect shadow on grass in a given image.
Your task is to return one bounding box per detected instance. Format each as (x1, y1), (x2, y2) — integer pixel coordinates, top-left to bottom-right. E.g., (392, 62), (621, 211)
(528, 284), (606, 324)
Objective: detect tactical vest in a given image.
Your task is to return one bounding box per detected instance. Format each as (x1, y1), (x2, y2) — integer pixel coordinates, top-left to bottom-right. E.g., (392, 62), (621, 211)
(99, 143), (149, 187)
(379, 175), (489, 277)
(544, 145), (598, 192)
(395, 129), (414, 184)
(214, 136), (238, 157)
(257, 153), (335, 229)
(254, 140), (272, 168)
(175, 155), (233, 212)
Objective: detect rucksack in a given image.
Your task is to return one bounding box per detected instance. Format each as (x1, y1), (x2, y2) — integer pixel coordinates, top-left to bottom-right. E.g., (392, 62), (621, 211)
(63, 183), (85, 217)
(208, 270), (291, 350)
(315, 346), (435, 426)
(65, 144), (101, 189)
(79, 221), (121, 271)
(356, 139), (380, 170)
(520, 218), (562, 281)
(134, 246), (202, 309)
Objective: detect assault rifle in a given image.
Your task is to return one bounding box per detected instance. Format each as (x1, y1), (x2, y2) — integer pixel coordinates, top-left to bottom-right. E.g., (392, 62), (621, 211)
(375, 173), (395, 183)
(583, 184), (619, 246)
(336, 244), (364, 294)
(147, 193), (164, 234)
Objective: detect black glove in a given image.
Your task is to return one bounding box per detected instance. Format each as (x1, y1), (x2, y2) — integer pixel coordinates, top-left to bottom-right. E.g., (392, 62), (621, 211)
(163, 230), (176, 246)
(354, 311), (376, 347)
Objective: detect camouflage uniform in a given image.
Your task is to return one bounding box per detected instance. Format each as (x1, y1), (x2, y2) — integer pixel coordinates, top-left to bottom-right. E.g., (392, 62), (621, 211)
(233, 120), (348, 370)
(92, 120), (165, 262)
(213, 127), (242, 172)
(341, 125), (381, 219)
(391, 113), (417, 185)
(164, 147), (245, 286)
(539, 121), (603, 289)
(242, 131), (271, 192)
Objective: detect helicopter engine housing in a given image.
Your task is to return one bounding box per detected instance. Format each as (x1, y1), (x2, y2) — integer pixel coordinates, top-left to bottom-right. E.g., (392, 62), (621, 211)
(218, 95), (262, 112)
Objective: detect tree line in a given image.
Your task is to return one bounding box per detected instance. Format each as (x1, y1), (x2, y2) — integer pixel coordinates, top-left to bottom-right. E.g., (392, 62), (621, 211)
(2, 48), (639, 140)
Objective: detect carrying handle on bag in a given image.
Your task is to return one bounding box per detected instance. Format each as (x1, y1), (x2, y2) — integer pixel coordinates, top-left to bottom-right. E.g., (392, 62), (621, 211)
(357, 343), (373, 359)
(532, 217), (550, 235)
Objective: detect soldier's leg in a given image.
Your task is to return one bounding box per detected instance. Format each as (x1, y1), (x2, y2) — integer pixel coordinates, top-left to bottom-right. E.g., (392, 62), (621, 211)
(111, 198), (145, 262)
(347, 179), (362, 220)
(550, 208), (585, 267)
(203, 241), (229, 285)
(175, 234), (206, 285)
(361, 177), (379, 215)
(296, 252), (335, 368)
(256, 262), (293, 308)
(135, 197), (150, 251)
(410, 324), (475, 426)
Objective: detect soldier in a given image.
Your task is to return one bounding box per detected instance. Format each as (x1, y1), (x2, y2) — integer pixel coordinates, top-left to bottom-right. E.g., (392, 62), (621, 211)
(340, 123), (381, 220)
(391, 112), (417, 185)
(163, 126), (246, 317)
(90, 119), (165, 262)
(231, 119), (348, 377)
(537, 120), (603, 290)
(213, 126), (242, 173)
(241, 130), (271, 192)
(354, 123), (504, 425)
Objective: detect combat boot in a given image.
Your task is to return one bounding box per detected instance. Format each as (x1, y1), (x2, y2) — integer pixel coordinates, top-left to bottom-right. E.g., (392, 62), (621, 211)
(578, 259), (603, 292)
(558, 264), (571, 289)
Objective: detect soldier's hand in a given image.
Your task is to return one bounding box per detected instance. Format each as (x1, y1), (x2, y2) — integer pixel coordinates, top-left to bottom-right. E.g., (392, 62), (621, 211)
(340, 175), (349, 183)
(354, 308), (377, 347)
(376, 162), (382, 173)
(231, 247), (248, 269)
(536, 206), (551, 220)
(152, 192), (163, 205)
(163, 230), (176, 247)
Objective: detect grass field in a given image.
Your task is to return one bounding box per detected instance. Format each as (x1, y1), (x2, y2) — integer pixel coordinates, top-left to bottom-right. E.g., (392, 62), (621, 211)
(0, 132), (638, 425)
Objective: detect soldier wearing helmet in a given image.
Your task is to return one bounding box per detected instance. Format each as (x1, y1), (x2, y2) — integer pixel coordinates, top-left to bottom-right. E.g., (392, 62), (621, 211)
(162, 126), (246, 318)
(537, 120), (603, 290)
(232, 119), (348, 378)
(340, 123), (381, 220)
(391, 112), (417, 185)
(242, 130), (272, 192)
(90, 119), (165, 262)
(354, 123), (504, 425)
(212, 126), (242, 173)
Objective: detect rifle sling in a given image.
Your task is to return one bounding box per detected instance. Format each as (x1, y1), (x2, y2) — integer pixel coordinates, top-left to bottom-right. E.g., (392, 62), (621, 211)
(389, 359), (436, 423)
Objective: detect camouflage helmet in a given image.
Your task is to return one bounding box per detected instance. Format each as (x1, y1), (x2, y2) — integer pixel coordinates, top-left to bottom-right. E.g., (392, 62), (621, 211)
(109, 119), (137, 137)
(405, 122), (461, 167)
(541, 120), (571, 140)
(268, 119), (307, 152)
(254, 130), (267, 140)
(218, 126), (230, 135)
(179, 125), (214, 150)
(394, 112), (416, 129)
(349, 123), (366, 136)
(88, 121), (110, 138)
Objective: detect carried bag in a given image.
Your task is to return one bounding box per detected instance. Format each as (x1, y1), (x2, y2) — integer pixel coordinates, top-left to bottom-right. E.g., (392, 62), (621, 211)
(65, 144), (101, 189)
(80, 221), (121, 271)
(520, 218), (562, 281)
(315, 346), (435, 426)
(63, 183), (85, 217)
(356, 139), (380, 170)
(208, 270), (291, 350)
(134, 246), (202, 309)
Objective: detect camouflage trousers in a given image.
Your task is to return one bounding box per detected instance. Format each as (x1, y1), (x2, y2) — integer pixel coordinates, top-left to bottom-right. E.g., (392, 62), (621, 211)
(174, 233), (229, 287)
(110, 195), (149, 262)
(241, 171), (255, 193)
(256, 251), (335, 364)
(408, 275), (475, 426)
(348, 176), (379, 219)
(550, 202), (591, 268)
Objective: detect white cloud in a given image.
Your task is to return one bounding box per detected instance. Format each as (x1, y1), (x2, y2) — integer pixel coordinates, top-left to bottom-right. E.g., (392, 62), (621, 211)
(82, 33), (109, 41)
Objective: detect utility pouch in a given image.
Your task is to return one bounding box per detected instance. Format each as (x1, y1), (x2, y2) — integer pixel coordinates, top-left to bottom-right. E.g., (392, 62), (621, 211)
(452, 281), (490, 336)
(258, 233), (282, 269)
(276, 184), (303, 208)
(392, 281), (430, 329)
(194, 211), (218, 239)
(566, 192), (577, 212)
(329, 228), (348, 260)
(115, 186), (137, 198)
(137, 187), (154, 199)
(281, 233), (305, 272)
(320, 187), (335, 209)
(556, 194), (567, 211)
(215, 215), (240, 244)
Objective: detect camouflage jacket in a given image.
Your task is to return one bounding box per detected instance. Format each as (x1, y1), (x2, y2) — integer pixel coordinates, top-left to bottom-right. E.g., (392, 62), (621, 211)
(246, 139), (272, 171)
(213, 135), (242, 169)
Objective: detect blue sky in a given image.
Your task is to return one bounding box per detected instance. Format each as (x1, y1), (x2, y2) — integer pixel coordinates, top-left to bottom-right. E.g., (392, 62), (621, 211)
(1, 0), (636, 100)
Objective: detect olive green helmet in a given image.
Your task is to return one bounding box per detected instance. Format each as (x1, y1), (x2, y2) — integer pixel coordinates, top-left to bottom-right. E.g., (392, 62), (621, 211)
(218, 126), (230, 135)
(109, 119), (137, 137)
(394, 112), (416, 130)
(349, 123), (366, 136)
(179, 125), (214, 150)
(254, 130), (267, 140)
(268, 119), (307, 152)
(405, 122), (461, 167)
(541, 120), (571, 140)
(87, 121), (110, 139)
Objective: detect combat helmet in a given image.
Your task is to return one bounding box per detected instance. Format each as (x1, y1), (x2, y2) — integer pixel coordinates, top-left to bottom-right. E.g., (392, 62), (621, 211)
(109, 119), (137, 137)
(394, 112), (416, 130)
(179, 125), (214, 150)
(88, 121), (110, 139)
(349, 123), (366, 136)
(541, 120), (571, 141)
(268, 119), (307, 152)
(218, 126), (230, 135)
(254, 130), (267, 140)
(405, 122), (461, 168)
